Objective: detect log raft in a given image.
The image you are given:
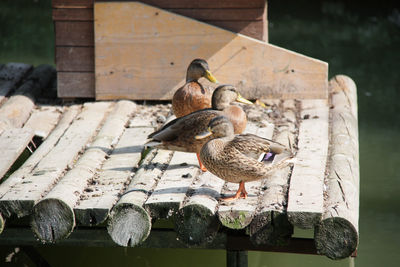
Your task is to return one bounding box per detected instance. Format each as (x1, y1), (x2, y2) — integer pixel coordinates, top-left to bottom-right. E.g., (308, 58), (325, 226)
(0, 71), (359, 259)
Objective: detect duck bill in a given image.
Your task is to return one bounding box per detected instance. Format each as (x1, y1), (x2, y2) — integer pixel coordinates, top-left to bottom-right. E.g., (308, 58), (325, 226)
(195, 130), (213, 140)
(204, 70), (218, 83)
(236, 93), (253, 105)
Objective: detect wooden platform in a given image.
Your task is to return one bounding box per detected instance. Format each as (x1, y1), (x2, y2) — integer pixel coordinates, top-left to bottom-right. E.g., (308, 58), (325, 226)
(0, 64), (359, 261)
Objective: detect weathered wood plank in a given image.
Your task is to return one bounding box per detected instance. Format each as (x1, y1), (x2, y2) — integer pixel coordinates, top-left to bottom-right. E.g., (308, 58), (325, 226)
(53, 8), (93, 21)
(144, 152), (200, 219)
(52, 0), (93, 8)
(0, 128), (34, 181)
(207, 20), (265, 41)
(31, 101), (136, 243)
(0, 63), (32, 105)
(74, 126), (152, 226)
(94, 2), (327, 101)
(287, 99), (329, 229)
(0, 65), (55, 134)
(315, 75), (359, 259)
(107, 148), (173, 247)
(23, 106), (63, 139)
(56, 47), (94, 72)
(168, 8), (265, 21)
(55, 21), (93, 46)
(0, 105), (81, 199)
(248, 100), (297, 245)
(57, 72), (95, 98)
(0, 102), (111, 218)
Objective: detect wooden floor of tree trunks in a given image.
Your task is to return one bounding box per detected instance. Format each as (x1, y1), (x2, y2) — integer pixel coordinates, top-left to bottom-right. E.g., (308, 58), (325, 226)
(0, 68), (359, 260)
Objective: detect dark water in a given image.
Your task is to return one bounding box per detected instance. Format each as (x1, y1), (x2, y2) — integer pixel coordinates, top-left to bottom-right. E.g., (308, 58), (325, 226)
(1, 0), (400, 266)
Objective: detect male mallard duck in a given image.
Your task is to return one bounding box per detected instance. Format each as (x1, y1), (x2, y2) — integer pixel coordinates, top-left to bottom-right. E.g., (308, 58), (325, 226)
(196, 116), (293, 201)
(172, 59), (218, 117)
(147, 85), (253, 171)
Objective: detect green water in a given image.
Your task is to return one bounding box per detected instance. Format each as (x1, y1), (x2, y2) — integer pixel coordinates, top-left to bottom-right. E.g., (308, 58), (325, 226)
(1, 0), (400, 266)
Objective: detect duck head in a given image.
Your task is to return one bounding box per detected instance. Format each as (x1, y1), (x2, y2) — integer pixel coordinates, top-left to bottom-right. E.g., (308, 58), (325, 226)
(186, 58), (218, 83)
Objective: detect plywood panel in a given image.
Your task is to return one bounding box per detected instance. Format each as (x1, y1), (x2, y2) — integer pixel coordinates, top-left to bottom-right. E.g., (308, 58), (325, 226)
(95, 2), (328, 100)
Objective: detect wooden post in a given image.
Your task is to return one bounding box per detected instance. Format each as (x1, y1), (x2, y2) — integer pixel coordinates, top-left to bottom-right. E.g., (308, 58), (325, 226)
(314, 75), (359, 259)
(227, 250), (248, 267)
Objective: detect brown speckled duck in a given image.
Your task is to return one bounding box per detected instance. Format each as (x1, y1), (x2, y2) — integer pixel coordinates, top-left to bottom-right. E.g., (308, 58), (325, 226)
(196, 116), (293, 201)
(146, 85), (253, 171)
(172, 59), (218, 117)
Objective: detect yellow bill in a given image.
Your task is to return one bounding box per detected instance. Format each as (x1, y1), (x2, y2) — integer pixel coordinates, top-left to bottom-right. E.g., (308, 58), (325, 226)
(236, 93), (253, 105)
(204, 70), (218, 83)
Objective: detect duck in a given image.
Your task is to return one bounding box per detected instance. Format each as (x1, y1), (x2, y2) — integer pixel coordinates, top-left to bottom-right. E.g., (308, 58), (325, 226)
(172, 59), (218, 117)
(195, 116), (293, 201)
(146, 85), (253, 171)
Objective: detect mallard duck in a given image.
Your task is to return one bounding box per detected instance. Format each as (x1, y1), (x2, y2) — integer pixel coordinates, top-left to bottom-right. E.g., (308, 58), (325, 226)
(172, 59), (218, 117)
(147, 85), (253, 171)
(196, 116), (293, 201)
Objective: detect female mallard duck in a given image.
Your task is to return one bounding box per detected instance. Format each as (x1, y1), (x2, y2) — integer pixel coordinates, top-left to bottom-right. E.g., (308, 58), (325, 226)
(147, 85), (253, 171)
(172, 59), (218, 117)
(196, 116), (293, 201)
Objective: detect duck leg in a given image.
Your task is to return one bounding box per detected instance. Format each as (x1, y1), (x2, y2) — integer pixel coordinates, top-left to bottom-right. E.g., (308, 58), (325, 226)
(221, 181), (247, 201)
(196, 153), (208, 172)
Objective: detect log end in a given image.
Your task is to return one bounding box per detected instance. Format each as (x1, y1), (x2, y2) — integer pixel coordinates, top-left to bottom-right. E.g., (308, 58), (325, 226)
(107, 203), (151, 247)
(0, 213), (4, 234)
(74, 208), (109, 226)
(249, 211), (293, 246)
(31, 198), (75, 243)
(314, 217), (358, 260)
(218, 210), (253, 230)
(0, 200), (33, 219)
(175, 204), (220, 246)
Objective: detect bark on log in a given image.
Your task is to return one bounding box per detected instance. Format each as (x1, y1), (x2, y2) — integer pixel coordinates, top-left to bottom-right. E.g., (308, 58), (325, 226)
(108, 149), (173, 247)
(249, 100), (297, 246)
(31, 101), (135, 243)
(314, 75), (359, 259)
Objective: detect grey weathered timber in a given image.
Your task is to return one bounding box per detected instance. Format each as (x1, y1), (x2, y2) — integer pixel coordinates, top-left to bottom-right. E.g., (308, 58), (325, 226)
(175, 171), (225, 245)
(0, 128), (34, 181)
(108, 149), (173, 247)
(0, 65), (55, 134)
(287, 99), (329, 229)
(249, 100), (297, 245)
(0, 63), (32, 105)
(0, 105), (81, 199)
(315, 75), (359, 259)
(23, 106), (63, 139)
(31, 101), (136, 243)
(217, 121), (275, 229)
(145, 151), (200, 218)
(74, 126), (152, 226)
(0, 102), (111, 218)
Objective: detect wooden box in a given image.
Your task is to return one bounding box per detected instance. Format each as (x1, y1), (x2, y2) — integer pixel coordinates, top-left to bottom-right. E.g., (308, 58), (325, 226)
(52, 0), (268, 98)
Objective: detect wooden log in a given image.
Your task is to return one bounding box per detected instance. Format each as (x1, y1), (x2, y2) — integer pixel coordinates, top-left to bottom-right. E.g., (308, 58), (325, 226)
(0, 102), (111, 218)
(94, 2), (328, 100)
(107, 148), (173, 247)
(0, 213), (3, 234)
(248, 100), (297, 245)
(0, 128), (34, 181)
(0, 65), (55, 134)
(0, 105), (80, 199)
(74, 126), (152, 226)
(217, 122), (275, 229)
(144, 151), (200, 219)
(23, 106), (63, 139)
(57, 72), (95, 98)
(55, 21), (93, 46)
(0, 63), (32, 105)
(175, 171), (224, 245)
(31, 101), (136, 243)
(56, 47), (94, 72)
(314, 75), (359, 259)
(287, 99), (329, 228)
